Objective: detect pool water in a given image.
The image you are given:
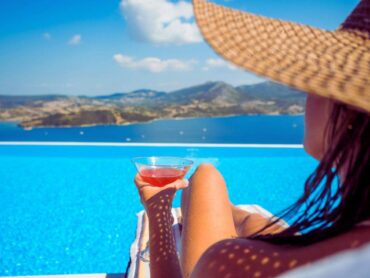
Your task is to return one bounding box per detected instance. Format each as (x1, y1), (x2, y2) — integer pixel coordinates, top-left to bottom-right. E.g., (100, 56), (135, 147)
(0, 144), (317, 276)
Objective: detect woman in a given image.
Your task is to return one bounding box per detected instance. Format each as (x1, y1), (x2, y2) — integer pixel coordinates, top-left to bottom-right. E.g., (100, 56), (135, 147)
(134, 0), (370, 277)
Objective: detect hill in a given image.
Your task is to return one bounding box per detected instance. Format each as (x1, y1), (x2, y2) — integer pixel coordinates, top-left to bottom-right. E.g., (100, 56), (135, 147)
(0, 81), (305, 128)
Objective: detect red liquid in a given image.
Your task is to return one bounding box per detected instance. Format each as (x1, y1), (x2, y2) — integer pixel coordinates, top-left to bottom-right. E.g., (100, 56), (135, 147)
(140, 168), (186, 187)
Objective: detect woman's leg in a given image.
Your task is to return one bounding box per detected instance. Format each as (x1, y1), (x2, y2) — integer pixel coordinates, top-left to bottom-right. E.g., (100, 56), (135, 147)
(181, 185), (253, 236)
(180, 163), (237, 277)
(230, 205), (284, 236)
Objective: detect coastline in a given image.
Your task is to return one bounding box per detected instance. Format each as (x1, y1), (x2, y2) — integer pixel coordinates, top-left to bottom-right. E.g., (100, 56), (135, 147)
(4, 113), (305, 130)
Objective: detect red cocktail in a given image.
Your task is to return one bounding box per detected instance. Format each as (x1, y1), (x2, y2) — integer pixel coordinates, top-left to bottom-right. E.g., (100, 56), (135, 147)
(140, 168), (187, 187)
(132, 157), (193, 187)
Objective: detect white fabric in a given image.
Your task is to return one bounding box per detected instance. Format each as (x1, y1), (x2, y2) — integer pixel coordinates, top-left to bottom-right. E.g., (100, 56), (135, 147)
(128, 210), (145, 278)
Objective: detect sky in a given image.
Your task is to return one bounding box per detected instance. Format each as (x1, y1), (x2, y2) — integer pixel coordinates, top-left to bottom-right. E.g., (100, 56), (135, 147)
(0, 0), (359, 96)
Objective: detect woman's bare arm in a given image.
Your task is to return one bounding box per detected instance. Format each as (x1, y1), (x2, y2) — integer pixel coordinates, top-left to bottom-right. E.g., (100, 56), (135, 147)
(191, 225), (370, 277)
(146, 189), (182, 278)
(231, 205), (286, 237)
(134, 175), (188, 278)
(190, 238), (298, 278)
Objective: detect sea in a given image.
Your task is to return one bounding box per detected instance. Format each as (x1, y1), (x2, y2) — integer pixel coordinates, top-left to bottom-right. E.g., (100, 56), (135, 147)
(0, 115), (304, 143)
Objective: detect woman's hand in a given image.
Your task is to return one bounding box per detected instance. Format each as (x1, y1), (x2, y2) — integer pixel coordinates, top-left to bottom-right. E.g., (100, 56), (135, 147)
(134, 174), (189, 213)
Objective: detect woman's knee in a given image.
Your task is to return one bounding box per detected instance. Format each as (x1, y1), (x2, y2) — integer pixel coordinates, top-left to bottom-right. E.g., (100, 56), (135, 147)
(193, 163), (219, 177)
(181, 164), (217, 211)
(190, 163), (225, 187)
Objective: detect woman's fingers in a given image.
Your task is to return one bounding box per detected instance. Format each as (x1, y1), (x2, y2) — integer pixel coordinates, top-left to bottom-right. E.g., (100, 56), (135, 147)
(134, 174), (151, 189)
(159, 178), (189, 190)
(134, 173), (189, 204)
(176, 179), (189, 189)
(135, 173), (189, 190)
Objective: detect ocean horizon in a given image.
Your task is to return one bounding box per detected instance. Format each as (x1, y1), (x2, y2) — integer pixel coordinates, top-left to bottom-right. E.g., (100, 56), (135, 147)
(0, 115), (304, 144)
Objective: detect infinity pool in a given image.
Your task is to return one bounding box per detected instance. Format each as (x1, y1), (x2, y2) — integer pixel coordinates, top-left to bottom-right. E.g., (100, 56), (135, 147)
(0, 144), (317, 276)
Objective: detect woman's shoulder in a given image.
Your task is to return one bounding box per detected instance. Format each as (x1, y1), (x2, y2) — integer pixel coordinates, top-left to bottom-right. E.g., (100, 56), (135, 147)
(191, 226), (370, 278)
(191, 237), (298, 277)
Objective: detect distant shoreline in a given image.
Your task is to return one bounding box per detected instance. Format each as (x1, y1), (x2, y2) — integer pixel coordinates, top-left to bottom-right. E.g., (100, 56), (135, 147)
(1, 113), (304, 130)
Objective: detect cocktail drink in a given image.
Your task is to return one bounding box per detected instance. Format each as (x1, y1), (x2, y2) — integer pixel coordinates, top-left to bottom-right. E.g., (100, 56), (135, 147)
(132, 157), (193, 187)
(139, 168), (187, 187)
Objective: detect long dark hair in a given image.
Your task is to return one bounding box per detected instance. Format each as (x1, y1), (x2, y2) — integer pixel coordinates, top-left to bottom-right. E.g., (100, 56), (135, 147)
(253, 102), (370, 245)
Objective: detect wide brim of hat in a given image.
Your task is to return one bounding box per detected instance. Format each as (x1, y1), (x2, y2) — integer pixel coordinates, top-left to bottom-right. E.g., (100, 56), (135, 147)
(193, 0), (370, 113)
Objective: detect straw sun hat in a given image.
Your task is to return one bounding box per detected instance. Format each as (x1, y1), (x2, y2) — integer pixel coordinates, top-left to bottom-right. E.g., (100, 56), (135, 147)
(193, 0), (370, 113)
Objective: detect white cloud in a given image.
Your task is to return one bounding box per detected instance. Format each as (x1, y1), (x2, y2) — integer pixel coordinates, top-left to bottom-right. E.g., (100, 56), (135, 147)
(113, 53), (197, 73)
(43, 33), (51, 40)
(207, 58), (227, 67)
(68, 34), (82, 45)
(203, 58), (239, 71)
(120, 0), (202, 44)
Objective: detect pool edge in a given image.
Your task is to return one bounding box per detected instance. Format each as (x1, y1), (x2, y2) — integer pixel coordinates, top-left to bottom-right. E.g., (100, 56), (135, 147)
(0, 142), (304, 148)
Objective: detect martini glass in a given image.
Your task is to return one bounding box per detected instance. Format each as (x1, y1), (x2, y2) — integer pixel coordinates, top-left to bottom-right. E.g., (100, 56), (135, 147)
(132, 156), (193, 187)
(132, 156), (193, 262)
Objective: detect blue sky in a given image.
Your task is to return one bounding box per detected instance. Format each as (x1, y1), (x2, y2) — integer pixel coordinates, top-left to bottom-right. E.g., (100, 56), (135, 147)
(0, 0), (359, 95)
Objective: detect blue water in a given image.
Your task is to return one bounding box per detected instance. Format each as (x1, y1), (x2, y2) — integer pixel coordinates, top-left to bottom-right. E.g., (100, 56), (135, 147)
(0, 115), (309, 275)
(0, 115), (304, 144)
(0, 145), (317, 276)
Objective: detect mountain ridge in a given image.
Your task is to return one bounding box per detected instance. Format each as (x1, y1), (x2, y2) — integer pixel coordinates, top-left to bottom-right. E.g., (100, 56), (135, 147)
(0, 81), (306, 128)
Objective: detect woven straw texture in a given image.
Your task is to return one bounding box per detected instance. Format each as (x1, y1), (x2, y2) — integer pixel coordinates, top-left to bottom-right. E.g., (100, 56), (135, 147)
(193, 0), (370, 113)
